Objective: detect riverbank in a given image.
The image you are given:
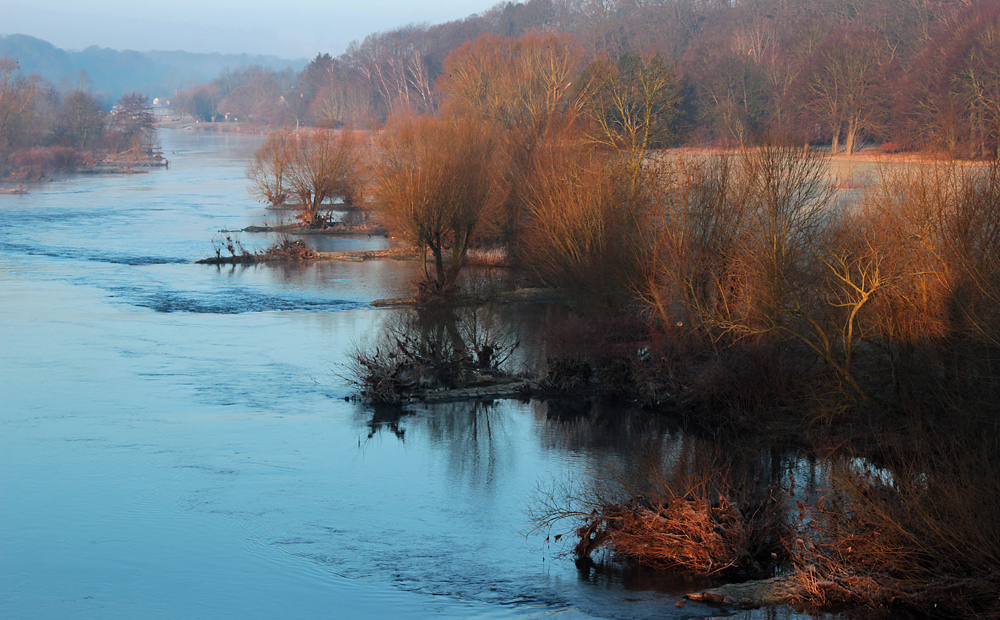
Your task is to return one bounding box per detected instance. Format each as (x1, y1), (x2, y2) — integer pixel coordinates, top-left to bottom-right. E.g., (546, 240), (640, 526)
(10, 124), (861, 620)
(241, 222), (388, 235)
(195, 123), (999, 618)
(195, 246), (417, 265)
(345, 287), (999, 620)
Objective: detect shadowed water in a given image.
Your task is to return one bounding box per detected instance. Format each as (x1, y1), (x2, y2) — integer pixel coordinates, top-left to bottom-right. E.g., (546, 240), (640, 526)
(0, 130), (828, 620)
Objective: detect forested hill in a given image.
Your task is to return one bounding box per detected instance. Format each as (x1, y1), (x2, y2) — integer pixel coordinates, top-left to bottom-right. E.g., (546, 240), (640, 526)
(165, 0), (997, 157)
(4, 0), (997, 157)
(0, 34), (306, 104)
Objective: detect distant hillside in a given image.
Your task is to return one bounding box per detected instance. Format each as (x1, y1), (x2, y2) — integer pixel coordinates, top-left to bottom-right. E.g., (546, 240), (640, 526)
(0, 34), (306, 103)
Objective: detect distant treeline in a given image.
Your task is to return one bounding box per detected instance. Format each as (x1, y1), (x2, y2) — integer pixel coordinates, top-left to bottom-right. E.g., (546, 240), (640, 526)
(0, 34), (306, 105)
(0, 57), (159, 182)
(175, 0), (998, 157)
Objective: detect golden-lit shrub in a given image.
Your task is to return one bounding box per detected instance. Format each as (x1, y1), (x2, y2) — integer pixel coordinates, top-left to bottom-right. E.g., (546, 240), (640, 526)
(635, 145), (831, 338)
(721, 144), (832, 336)
(373, 113), (505, 296)
(633, 154), (742, 342)
(437, 32), (584, 249)
(246, 128), (365, 227)
(520, 136), (642, 312)
(814, 158), (1000, 413)
(534, 439), (791, 578)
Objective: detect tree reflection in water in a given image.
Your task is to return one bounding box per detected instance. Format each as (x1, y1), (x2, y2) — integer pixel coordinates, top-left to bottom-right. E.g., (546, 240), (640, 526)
(356, 399), (517, 490)
(349, 293), (804, 585)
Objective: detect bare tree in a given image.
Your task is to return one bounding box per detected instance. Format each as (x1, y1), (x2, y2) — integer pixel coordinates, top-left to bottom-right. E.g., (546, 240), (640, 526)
(794, 27), (891, 155)
(287, 129), (364, 227)
(110, 92), (156, 154)
(373, 113), (504, 295)
(0, 57), (42, 149)
(346, 26), (435, 119)
(901, 2), (1000, 158)
(246, 130), (294, 206)
(55, 91), (105, 149)
(438, 31), (582, 135)
(246, 129), (364, 227)
(437, 31), (584, 247)
(578, 51), (681, 194)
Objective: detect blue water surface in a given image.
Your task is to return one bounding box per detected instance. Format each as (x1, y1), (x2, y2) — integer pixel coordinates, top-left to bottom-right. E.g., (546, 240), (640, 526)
(1, 130), (827, 620)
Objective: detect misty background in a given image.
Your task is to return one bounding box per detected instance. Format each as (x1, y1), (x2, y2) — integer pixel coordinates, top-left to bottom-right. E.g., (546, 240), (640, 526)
(0, 0), (500, 102)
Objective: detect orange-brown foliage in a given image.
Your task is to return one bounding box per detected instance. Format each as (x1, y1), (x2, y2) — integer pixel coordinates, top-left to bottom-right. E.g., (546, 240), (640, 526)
(373, 112), (505, 294)
(519, 132), (641, 312)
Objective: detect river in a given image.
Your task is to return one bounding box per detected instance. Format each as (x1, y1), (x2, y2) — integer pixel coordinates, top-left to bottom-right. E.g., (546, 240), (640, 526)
(0, 129), (829, 620)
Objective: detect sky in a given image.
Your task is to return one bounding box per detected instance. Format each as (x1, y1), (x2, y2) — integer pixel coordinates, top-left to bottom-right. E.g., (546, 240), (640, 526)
(0, 0), (503, 59)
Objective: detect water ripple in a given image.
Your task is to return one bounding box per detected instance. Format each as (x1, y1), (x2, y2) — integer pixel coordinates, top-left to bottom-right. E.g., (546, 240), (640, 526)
(114, 286), (364, 314)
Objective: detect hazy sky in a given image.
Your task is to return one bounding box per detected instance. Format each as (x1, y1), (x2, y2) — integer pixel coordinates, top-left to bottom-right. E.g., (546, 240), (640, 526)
(1, 0), (502, 59)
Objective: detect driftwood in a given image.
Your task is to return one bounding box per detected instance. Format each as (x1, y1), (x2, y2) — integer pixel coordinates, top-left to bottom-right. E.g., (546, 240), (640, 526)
(684, 575), (802, 609)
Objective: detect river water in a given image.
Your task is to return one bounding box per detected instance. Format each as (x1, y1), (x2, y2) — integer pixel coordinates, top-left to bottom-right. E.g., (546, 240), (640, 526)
(1, 130), (827, 620)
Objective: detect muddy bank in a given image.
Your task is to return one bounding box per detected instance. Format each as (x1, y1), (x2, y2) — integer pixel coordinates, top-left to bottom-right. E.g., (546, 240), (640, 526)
(399, 378), (535, 403)
(241, 222), (388, 235)
(195, 247), (417, 265)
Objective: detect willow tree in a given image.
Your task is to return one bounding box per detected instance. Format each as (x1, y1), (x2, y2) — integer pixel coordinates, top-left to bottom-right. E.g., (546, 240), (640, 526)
(373, 114), (504, 295)
(246, 130), (294, 206)
(437, 31), (583, 248)
(246, 129), (364, 227)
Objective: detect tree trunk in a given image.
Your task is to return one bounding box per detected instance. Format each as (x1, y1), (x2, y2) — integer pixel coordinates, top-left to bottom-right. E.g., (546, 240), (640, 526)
(845, 116), (857, 156)
(444, 227), (474, 290)
(431, 241), (446, 288)
(304, 194), (322, 227)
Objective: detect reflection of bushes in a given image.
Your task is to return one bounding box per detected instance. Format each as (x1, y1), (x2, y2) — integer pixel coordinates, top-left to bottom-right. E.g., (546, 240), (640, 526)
(533, 419), (1000, 617)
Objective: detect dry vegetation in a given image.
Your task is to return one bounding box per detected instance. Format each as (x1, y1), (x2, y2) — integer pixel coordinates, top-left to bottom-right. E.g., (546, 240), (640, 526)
(372, 113), (505, 300)
(520, 152), (1000, 618)
(246, 128), (364, 228)
(347, 302), (520, 405)
(530, 439), (792, 580)
(791, 429), (1000, 618)
(197, 234), (317, 265)
(257, 25), (1000, 619)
